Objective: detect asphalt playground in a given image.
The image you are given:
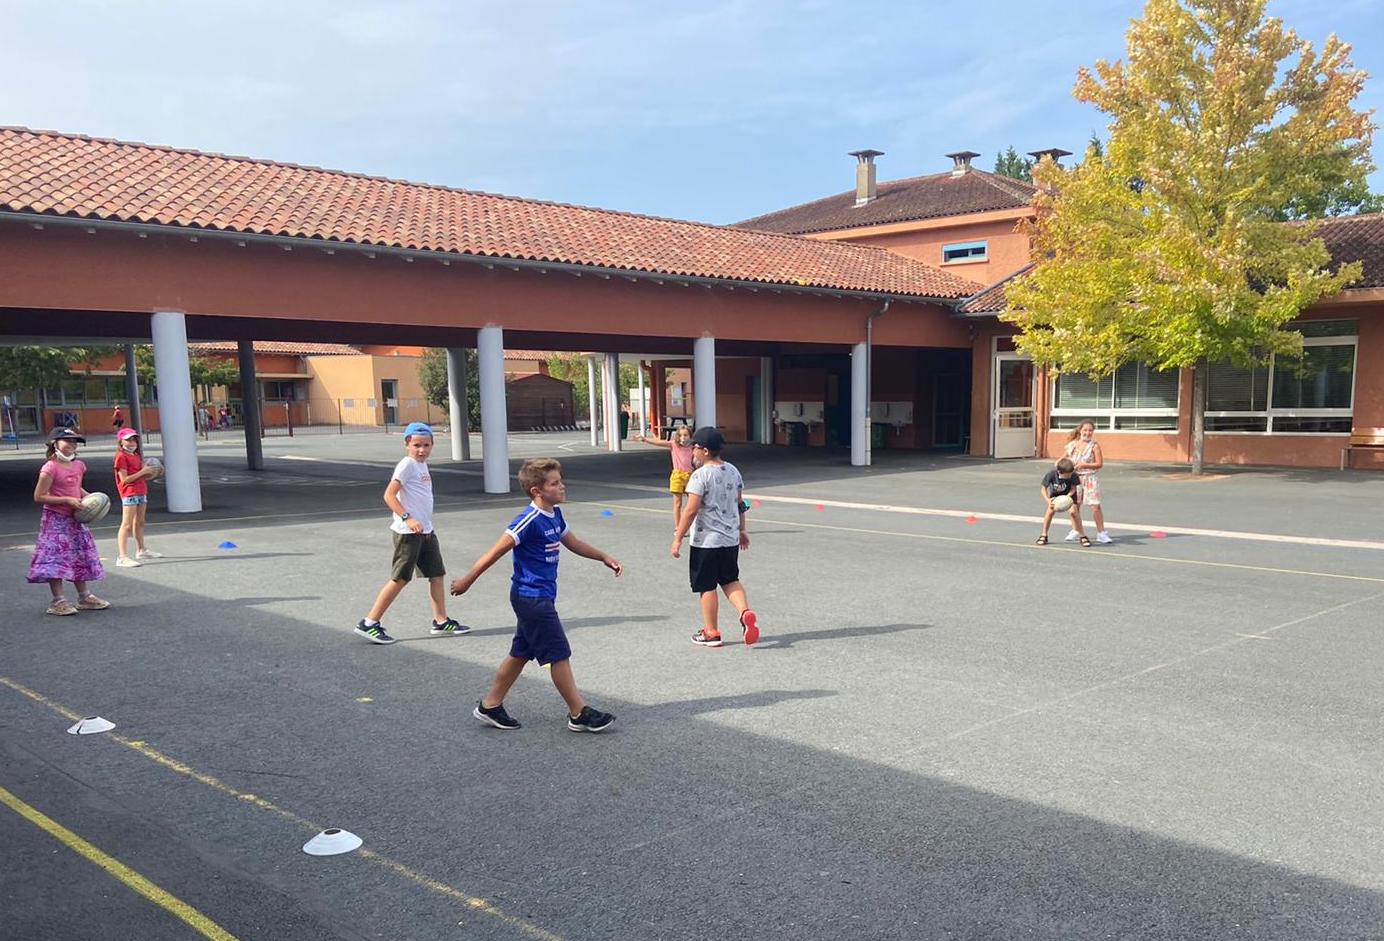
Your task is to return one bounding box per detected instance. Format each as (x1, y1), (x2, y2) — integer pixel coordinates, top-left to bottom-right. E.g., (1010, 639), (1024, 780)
(2, 428), (1383, 940)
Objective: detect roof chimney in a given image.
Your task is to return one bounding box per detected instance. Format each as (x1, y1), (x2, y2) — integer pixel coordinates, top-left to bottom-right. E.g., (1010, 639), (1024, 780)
(946, 151), (980, 176)
(1027, 148), (1072, 166)
(849, 149), (883, 207)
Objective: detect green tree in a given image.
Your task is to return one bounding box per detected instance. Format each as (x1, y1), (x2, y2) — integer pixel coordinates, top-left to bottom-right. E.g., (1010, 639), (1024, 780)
(129, 346), (238, 403)
(993, 146), (1033, 182)
(418, 348), (481, 428)
(0, 346), (109, 394)
(1004, 0), (1373, 473)
(546, 354), (639, 422)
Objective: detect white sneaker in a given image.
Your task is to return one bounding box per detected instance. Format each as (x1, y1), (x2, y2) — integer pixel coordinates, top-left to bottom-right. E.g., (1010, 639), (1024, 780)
(135, 549), (163, 560)
(115, 557), (141, 568)
(1096, 531), (1114, 544)
(1063, 529), (1080, 543)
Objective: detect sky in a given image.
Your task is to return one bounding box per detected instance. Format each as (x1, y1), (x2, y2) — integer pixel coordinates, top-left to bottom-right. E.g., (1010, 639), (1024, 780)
(4, 0), (1382, 225)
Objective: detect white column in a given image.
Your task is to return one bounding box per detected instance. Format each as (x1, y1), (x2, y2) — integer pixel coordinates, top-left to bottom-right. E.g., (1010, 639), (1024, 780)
(636, 360), (648, 436)
(586, 355), (600, 447)
(477, 326), (509, 493)
(693, 336), (716, 430)
(151, 311), (202, 512)
(446, 348), (471, 461)
(603, 353), (622, 452)
(851, 341), (869, 467)
(759, 356), (774, 445)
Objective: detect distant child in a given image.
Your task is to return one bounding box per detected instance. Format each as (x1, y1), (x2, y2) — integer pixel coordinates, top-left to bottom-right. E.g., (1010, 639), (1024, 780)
(355, 422), (468, 644)
(451, 458), (622, 733)
(111, 405), (124, 432)
(1037, 457), (1089, 547)
(28, 428), (109, 615)
(671, 427), (759, 648)
(1064, 419), (1113, 544)
(113, 428), (163, 567)
(633, 424), (695, 528)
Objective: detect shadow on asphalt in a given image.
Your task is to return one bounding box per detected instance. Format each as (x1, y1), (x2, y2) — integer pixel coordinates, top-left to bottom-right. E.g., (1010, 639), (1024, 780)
(750, 622), (934, 651)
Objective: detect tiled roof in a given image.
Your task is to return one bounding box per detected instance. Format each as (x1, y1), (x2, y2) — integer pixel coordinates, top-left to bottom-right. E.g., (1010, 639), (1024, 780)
(736, 169), (1037, 235)
(957, 264), (1034, 315)
(1315, 212), (1384, 289)
(189, 341), (361, 356)
(0, 127), (981, 300)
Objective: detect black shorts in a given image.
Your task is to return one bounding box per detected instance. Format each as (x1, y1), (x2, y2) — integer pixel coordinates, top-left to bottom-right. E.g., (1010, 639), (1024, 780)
(390, 531), (445, 582)
(688, 544), (740, 593)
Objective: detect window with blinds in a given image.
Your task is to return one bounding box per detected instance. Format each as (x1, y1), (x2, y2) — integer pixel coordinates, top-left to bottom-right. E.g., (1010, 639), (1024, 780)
(1202, 325), (1356, 434)
(1050, 362), (1179, 431)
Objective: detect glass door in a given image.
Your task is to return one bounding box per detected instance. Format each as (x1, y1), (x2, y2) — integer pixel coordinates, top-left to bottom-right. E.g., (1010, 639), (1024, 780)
(993, 354), (1035, 458)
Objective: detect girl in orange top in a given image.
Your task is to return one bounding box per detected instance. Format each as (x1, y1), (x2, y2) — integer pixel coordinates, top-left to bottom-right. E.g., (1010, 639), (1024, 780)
(634, 424), (696, 529)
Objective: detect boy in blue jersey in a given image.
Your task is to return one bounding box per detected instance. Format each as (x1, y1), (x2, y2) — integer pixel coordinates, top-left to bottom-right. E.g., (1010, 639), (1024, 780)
(450, 458), (623, 732)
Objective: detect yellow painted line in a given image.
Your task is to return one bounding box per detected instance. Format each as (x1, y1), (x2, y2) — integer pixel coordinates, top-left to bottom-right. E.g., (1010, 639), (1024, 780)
(588, 501), (1384, 585)
(0, 783), (241, 941)
(0, 678), (565, 941)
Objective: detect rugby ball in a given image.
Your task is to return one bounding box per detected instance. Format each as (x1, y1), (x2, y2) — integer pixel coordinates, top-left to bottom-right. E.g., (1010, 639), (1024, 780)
(74, 492), (111, 524)
(1050, 494), (1074, 513)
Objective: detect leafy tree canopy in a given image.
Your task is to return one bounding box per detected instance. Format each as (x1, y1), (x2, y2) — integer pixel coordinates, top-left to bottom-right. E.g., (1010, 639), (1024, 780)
(994, 146), (1033, 182)
(1005, 0), (1373, 383)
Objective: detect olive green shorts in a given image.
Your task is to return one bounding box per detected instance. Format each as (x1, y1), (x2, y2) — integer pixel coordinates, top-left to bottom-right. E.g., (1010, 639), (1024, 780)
(390, 531), (445, 582)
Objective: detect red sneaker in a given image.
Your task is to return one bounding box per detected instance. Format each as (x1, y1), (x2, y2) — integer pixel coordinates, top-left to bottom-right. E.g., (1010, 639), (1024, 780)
(739, 609), (759, 646)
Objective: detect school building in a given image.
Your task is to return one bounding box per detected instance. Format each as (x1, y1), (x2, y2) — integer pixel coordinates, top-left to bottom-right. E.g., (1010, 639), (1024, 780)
(1, 128), (1380, 511)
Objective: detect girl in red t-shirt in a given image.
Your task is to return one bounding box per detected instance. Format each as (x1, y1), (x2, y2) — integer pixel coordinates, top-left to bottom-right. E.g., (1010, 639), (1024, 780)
(28, 428), (108, 615)
(113, 428), (163, 567)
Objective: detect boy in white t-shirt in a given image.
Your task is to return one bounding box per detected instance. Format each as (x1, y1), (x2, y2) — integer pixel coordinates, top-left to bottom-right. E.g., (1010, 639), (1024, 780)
(355, 423), (469, 644)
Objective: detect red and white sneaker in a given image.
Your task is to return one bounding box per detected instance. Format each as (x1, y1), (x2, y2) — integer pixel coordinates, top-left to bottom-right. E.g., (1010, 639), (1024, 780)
(739, 609), (760, 646)
(691, 629), (723, 648)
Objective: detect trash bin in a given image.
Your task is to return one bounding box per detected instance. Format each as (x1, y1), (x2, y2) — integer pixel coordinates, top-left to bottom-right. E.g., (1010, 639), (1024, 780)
(619, 410), (630, 440)
(871, 422), (888, 451)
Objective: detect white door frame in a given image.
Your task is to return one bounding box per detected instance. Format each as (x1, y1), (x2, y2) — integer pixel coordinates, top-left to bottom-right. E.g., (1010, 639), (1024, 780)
(991, 341), (1036, 459)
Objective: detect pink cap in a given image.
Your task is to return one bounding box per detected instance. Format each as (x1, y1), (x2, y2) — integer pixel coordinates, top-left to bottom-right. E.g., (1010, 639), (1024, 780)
(117, 427), (140, 440)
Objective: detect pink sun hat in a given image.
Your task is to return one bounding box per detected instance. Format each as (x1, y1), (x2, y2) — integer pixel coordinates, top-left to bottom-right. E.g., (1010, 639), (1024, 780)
(117, 427), (140, 440)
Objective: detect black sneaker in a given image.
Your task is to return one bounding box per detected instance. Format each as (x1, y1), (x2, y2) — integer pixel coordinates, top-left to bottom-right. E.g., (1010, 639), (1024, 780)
(567, 706), (615, 733)
(473, 700), (521, 730)
(430, 618), (471, 636)
(354, 621), (396, 645)
(691, 629), (723, 648)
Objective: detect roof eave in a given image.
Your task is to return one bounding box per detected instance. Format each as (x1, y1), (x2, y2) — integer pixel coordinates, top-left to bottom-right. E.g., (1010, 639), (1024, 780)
(0, 210), (968, 307)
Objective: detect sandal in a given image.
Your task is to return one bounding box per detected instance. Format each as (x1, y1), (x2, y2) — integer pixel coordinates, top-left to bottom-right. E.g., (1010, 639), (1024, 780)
(76, 594), (110, 611)
(1035, 535), (1048, 545)
(1079, 535), (1092, 547)
(46, 599), (78, 616)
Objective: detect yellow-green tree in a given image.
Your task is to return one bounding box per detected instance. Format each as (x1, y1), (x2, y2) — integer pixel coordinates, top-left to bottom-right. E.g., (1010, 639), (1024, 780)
(1004, 0), (1373, 472)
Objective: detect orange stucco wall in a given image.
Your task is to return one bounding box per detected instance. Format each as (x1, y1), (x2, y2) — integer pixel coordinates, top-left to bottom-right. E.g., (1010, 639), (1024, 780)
(833, 217), (1031, 286)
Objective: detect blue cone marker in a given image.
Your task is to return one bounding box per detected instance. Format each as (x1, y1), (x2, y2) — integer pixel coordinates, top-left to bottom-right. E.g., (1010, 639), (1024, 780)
(217, 541), (238, 550)
(599, 509), (614, 518)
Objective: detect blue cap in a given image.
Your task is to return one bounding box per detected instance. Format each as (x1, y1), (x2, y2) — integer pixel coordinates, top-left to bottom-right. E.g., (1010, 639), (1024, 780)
(403, 422), (433, 438)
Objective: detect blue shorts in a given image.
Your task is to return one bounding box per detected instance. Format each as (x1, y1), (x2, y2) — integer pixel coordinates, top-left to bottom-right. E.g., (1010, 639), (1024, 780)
(120, 495), (147, 507)
(508, 594), (571, 666)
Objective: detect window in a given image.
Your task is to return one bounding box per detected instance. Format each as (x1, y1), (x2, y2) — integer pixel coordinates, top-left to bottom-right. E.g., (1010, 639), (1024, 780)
(942, 240), (987, 264)
(262, 380), (303, 401)
(1205, 321), (1356, 434)
(1050, 362), (1180, 431)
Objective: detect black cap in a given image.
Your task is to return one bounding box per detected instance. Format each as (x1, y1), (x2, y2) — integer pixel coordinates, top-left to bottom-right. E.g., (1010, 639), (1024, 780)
(691, 426), (724, 452)
(48, 427), (86, 444)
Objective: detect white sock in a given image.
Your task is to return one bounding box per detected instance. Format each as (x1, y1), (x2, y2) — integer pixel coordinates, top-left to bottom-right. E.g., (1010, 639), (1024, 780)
(363, 618), (380, 627)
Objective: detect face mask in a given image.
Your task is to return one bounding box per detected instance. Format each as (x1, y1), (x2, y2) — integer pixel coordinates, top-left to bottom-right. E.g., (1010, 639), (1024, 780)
(121, 442), (138, 452)
(52, 448), (75, 463)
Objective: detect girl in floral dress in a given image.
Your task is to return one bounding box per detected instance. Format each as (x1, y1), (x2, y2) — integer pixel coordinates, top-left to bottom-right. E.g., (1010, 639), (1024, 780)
(28, 428), (109, 615)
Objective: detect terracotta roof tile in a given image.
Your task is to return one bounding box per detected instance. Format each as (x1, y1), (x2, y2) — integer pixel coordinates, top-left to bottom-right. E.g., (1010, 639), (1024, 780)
(0, 127), (982, 300)
(1315, 212), (1384, 289)
(189, 341), (361, 356)
(736, 169), (1037, 235)
(957, 264), (1034, 315)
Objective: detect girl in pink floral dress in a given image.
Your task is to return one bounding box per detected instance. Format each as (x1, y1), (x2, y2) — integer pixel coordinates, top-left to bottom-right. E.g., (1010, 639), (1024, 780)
(28, 428), (109, 615)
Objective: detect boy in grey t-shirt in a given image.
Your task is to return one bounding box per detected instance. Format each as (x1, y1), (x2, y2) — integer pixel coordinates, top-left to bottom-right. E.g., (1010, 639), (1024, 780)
(671, 426), (760, 648)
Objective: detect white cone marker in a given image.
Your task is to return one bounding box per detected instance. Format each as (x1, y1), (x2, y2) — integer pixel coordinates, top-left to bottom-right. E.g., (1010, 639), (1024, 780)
(67, 716), (115, 735)
(303, 828), (362, 856)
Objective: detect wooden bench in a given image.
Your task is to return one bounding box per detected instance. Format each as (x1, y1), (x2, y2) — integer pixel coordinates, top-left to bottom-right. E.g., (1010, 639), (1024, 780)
(1341, 428), (1384, 469)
